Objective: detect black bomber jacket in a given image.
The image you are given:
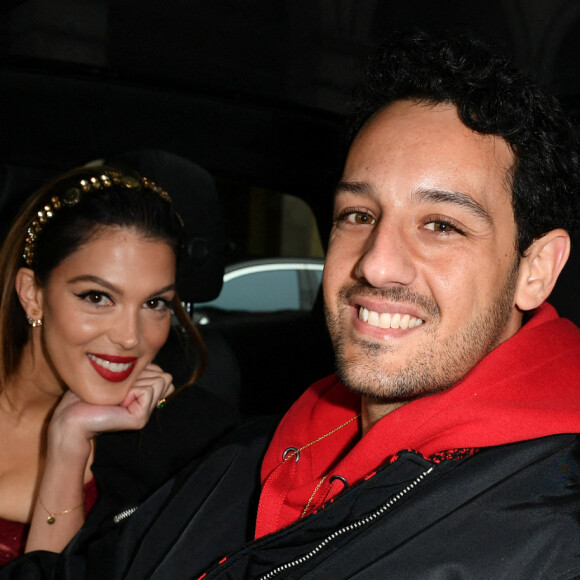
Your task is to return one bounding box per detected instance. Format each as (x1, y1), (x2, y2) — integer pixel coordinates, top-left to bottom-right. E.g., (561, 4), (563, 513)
(4, 430), (579, 579)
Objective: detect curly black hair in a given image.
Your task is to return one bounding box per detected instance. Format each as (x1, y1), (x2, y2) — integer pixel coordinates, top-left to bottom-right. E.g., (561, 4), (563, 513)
(348, 31), (580, 255)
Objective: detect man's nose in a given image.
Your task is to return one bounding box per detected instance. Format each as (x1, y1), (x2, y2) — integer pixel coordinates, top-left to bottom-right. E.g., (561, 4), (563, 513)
(354, 222), (417, 288)
(109, 309), (140, 350)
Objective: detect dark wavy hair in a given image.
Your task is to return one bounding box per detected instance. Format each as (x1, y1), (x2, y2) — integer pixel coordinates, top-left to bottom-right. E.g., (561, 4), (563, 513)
(347, 31), (580, 255)
(0, 165), (205, 389)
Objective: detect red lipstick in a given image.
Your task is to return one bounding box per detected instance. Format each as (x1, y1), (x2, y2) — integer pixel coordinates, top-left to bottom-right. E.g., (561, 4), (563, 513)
(87, 353), (137, 383)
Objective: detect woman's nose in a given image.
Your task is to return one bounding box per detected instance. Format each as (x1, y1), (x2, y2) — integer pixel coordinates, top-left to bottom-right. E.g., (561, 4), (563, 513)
(109, 309), (140, 349)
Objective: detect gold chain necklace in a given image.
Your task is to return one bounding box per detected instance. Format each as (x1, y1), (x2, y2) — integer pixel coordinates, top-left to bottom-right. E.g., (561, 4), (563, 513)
(281, 413), (360, 519)
(283, 414), (360, 463)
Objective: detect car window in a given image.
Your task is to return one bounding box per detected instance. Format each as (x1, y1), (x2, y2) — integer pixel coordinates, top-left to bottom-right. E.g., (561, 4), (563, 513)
(216, 182), (325, 263)
(209, 269), (301, 312)
(196, 184), (326, 318)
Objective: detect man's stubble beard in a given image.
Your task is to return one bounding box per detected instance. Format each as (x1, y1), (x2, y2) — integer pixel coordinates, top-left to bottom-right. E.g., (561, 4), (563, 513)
(325, 261), (520, 404)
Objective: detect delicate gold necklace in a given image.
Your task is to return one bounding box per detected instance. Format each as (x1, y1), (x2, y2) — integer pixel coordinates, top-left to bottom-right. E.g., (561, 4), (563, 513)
(281, 414), (360, 519)
(301, 476), (329, 518)
(283, 414), (360, 463)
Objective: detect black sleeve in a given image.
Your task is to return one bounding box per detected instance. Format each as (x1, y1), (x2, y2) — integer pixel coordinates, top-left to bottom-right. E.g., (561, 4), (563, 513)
(91, 383), (242, 509)
(0, 416), (277, 580)
(0, 385), (242, 579)
(0, 552), (59, 579)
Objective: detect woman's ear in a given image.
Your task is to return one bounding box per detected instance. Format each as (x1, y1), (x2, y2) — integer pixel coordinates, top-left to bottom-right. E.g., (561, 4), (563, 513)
(515, 229), (570, 312)
(14, 267), (44, 322)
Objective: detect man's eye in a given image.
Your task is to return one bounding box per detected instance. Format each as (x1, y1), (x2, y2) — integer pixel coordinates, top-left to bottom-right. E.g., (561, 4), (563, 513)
(343, 211), (376, 225)
(424, 220), (459, 234)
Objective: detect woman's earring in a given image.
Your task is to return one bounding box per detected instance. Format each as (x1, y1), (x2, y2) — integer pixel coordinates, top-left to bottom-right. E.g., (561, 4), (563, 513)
(26, 315), (43, 328)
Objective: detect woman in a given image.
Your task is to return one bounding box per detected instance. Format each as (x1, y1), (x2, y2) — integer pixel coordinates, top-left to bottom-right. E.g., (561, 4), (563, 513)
(0, 166), (239, 564)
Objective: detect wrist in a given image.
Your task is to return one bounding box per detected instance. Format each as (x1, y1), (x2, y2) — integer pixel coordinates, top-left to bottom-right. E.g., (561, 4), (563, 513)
(44, 436), (93, 487)
(38, 494), (85, 525)
(47, 415), (93, 463)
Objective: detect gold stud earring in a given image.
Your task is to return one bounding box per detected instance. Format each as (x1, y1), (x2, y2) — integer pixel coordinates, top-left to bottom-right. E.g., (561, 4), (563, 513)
(26, 315), (43, 328)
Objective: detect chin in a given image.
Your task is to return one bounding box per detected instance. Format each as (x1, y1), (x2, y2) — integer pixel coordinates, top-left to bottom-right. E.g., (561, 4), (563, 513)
(337, 356), (456, 403)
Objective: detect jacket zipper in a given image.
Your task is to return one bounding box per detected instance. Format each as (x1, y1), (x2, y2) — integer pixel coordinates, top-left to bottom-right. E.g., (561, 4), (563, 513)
(259, 466), (434, 579)
(113, 506), (138, 524)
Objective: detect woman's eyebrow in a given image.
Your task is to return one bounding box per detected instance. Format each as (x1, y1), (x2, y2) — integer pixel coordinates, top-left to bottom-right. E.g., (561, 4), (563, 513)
(146, 284), (176, 297)
(66, 275), (120, 293)
(66, 275), (175, 297)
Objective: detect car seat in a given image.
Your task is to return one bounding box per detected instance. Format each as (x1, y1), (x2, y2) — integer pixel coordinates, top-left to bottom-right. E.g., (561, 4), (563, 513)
(103, 150), (243, 410)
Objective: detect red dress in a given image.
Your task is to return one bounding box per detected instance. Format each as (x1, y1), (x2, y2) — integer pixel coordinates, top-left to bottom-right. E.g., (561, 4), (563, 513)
(0, 478), (98, 567)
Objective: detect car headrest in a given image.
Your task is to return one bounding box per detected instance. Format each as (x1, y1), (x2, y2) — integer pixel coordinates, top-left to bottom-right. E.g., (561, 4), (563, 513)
(106, 149), (227, 303)
(0, 164), (56, 242)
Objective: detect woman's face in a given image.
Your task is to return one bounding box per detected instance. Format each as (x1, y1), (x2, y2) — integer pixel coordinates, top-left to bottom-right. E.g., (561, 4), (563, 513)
(35, 227), (176, 405)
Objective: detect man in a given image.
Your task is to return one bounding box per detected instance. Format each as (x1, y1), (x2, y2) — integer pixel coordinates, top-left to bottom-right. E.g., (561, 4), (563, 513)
(246, 33), (580, 576)
(4, 31), (580, 580)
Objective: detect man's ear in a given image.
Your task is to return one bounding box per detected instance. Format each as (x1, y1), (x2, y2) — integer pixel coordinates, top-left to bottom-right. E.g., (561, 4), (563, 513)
(515, 229), (570, 311)
(14, 267), (44, 321)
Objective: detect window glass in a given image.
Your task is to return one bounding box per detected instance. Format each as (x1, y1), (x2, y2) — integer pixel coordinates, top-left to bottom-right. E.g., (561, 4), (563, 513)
(216, 180), (325, 264)
(196, 181), (326, 316)
(209, 270), (300, 312)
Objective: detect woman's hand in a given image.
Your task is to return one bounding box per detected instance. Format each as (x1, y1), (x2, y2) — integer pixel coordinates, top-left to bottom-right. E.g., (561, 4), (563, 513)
(49, 363), (174, 455)
(119, 363), (175, 427)
(25, 364), (174, 554)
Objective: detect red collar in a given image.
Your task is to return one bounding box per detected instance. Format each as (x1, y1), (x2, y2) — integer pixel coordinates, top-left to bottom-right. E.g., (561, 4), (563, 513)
(256, 303), (580, 537)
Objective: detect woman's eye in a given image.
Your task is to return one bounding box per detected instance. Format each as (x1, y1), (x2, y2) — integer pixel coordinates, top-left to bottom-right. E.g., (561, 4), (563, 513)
(76, 292), (112, 306)
(145, 298), (170, 311)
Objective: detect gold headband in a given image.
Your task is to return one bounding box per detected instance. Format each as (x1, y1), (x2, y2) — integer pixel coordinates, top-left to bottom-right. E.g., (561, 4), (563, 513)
(22, 169), (172, 267)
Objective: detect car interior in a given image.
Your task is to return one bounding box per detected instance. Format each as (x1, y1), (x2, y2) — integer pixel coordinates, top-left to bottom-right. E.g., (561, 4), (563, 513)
(1, 1), (579, 418)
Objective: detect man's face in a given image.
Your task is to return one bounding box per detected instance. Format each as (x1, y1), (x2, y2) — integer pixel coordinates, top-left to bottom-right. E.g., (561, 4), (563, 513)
(324, 100), (525, 405)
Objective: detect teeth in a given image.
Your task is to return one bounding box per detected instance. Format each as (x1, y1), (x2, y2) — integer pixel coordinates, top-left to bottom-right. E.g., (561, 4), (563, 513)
(359, 307), (423, 329)
(378, 313), (391, 328)
(88, 354), (132, 373)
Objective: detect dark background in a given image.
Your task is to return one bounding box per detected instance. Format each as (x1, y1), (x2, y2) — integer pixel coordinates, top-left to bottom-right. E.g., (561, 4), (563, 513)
(2, 2), (579, 197)
(0, 0), (578, 323)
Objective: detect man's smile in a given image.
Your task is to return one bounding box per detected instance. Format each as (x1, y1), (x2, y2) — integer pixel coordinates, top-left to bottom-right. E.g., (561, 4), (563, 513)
(358, 306), (424, 329)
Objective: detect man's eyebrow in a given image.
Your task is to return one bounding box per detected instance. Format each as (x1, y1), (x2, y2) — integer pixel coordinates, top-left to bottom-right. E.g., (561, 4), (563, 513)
(335, 182), (493, 224)
(66, 275), (175, 297)
(334, 181), (376, 198)
(415, 188), (493, 224)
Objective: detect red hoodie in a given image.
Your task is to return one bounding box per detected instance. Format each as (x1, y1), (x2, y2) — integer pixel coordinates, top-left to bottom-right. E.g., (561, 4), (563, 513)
(256, 303), (580, 538)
